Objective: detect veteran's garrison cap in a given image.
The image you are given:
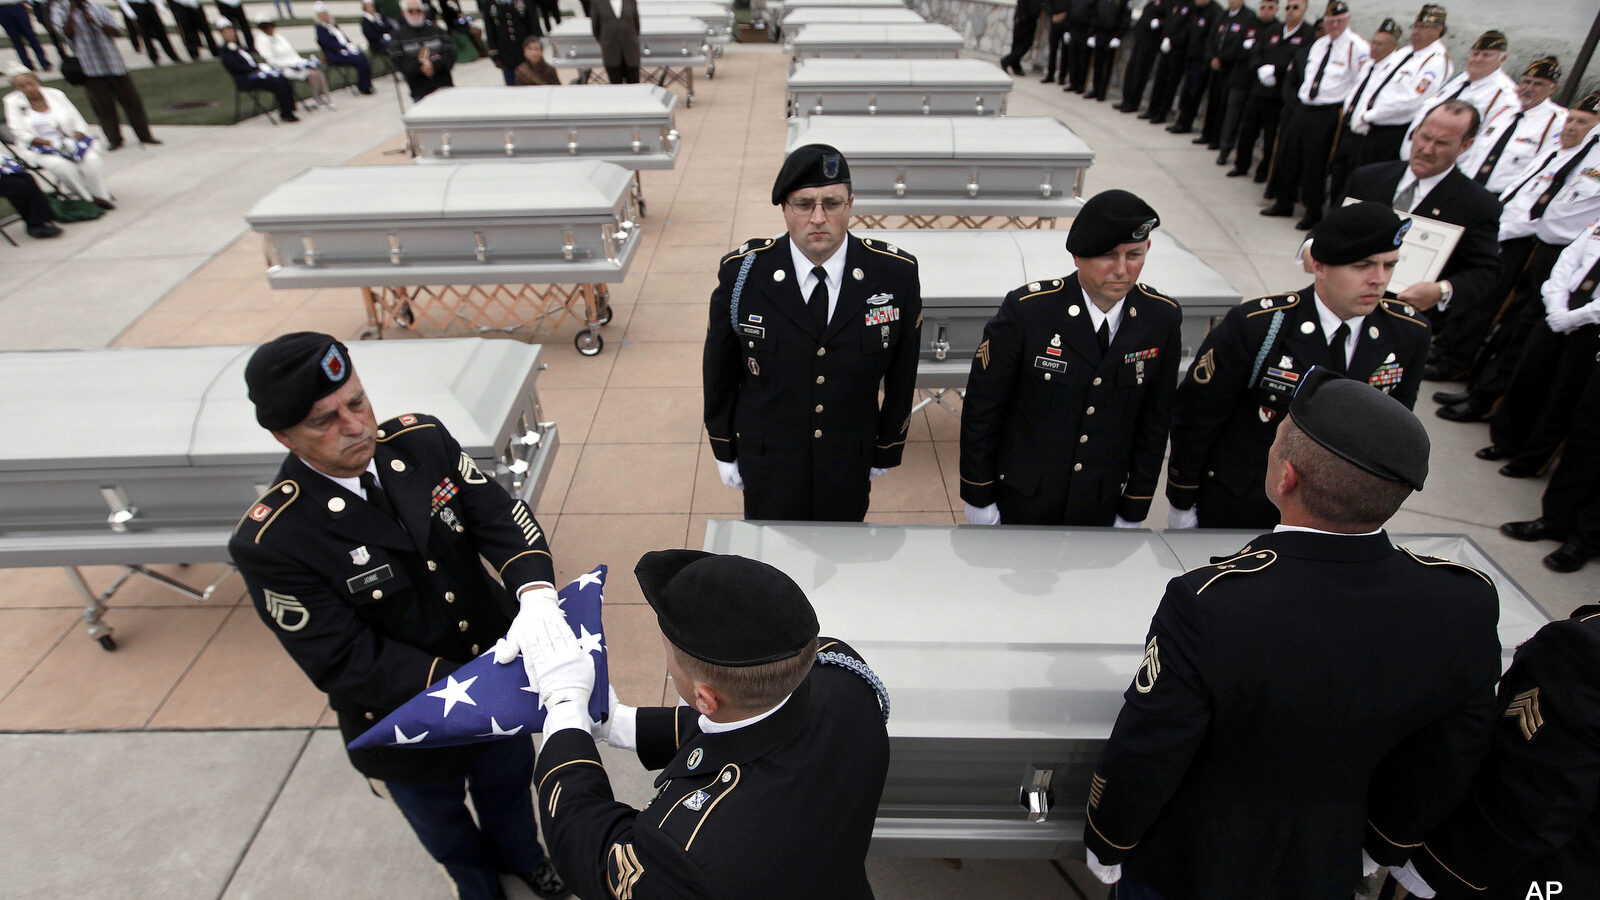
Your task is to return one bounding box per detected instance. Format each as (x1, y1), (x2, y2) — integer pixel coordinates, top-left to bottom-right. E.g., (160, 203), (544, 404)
(1471, 30), (1507, 52)
(1522, 56), (1562, 82)
(636, 550), (819, 667)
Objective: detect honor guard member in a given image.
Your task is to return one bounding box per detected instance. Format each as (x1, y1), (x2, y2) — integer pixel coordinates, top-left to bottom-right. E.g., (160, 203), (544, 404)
(1456, 56), (1567, 196)
(1085, 368), (1502, 899)
(523, 550), (891, 900)
(1382, 605), (1600, 899)
(703, 144), (922, 522)
(1228, 0), (1308, 181)
(228, 333), (568, 900)
(1399, 30), (1517, 161)
(960, 189), (1182, 527)
(1167, 201), (1430, 529)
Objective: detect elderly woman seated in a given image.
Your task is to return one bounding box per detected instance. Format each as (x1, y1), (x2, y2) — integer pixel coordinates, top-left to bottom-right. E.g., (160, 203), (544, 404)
(256, 18), (335, 108)
(3, 65), (113, 209)
(514, 36), (559, 85)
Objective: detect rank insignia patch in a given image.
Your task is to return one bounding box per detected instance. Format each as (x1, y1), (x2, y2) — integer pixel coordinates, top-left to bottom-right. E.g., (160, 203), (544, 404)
(1193, 349), (1216, 384)
(430, 478), (459, 514)
(457, 452), (488, 485)
(1134, 636), (1160, 693)
(608, 842), (644, 900)
(1505, 687), (1543, 740)
(976, 340), (991, 370)
(265, 590), (310, 632)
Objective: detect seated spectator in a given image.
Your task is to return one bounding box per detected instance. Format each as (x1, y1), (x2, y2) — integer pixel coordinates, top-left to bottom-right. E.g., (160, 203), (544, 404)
(3, 66), (113, 208)
(359, 0), (392, 55)
(514, 36), (559, 85)
(0, 158), (62, 238)
(256, 18), (334, 109)
(313, 2), (374, 94)
(217, 20), (300, 123)
(388, 0), (455, 102)
(438, 0), (486, 57)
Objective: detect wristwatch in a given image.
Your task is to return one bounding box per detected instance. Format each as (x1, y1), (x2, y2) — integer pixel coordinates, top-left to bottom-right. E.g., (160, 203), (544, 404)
(1438, 280), (1453, 305)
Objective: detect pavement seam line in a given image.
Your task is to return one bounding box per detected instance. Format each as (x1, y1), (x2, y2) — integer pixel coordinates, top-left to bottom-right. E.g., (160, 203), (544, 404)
(143, 602), (240, 729)
(216, 727), (318, 900)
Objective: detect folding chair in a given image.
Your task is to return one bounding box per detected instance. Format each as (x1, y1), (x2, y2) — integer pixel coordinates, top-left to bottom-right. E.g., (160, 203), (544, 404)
(233, 79), (279, 124)
(0, 123), (65, 194)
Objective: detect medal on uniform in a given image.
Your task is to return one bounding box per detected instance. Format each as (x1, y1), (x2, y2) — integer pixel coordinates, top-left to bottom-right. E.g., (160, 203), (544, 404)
(1046, 334), (1062, 357)
(439, 508), (461, 531)
(881, 324), (891, 347)
(350, 545), (371, 565)
(1259, 406), (1276, 423)
(1136, 359), (1146, 384)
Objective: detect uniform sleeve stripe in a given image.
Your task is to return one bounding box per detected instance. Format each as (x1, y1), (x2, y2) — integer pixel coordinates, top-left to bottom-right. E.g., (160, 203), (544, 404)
(1366, 818), (1421, 850)
(497, 549), (553, 577)
(1421, 842), (1486, 891)
(426, 657), (443, 689)
(1085, 807), (1139, 851)
(959, 477), (993, 486)
(537, 758), (604, 794)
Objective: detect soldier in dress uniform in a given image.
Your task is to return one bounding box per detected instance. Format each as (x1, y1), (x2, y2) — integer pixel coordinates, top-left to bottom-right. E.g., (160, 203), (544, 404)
(228, 333), (568, 900)
(959, 189), (1182, 527)
(1167, 201), (1430, 529)
(1085, 367), (1502, 899)
(523, 550), (891, 899)
(703, 144), (922, 522)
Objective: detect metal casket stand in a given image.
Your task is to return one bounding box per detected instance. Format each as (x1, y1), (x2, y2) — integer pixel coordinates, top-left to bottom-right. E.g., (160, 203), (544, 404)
(0, 339), (558, 650)
(789, 116), (1094, 228)
(703, 520), (1550, 860)
(547, 17), (711, 105)
(403, 84), (681, 217)
(787, 59), (1013, 119)
(247, 161), (641, 356)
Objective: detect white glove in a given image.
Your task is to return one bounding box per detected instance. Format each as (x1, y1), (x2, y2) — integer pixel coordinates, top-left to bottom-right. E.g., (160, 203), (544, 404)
(1167, 505), (1199, 529)
(1087, 36), (1096, 48)
(1148, 17), (1161, 30)
(1571, 301), (1600, 329)
(525, 612), (594, 710)
(494, 584), (560, 689)
(1361, 849), (1379, 877)
(1110, 37), (1121, 48)
(1086, 848), (1122, 884)
(1113, 516), (1140, 529)
(594, 686), (638, 751)
(1546, 308), (1581, 334)
(716, 458), (744, 489)
(1243, 37), (1254, 50)
(869, 466), (889, 481)
(964, 502), (1001, 525)
(1391, 861), (1436, 898)
(1351, 110), (1371, 135)
(1063, 31), (1071, 44)
(1257, 63), (1277, 86)
(1160, 37), (1172, 54)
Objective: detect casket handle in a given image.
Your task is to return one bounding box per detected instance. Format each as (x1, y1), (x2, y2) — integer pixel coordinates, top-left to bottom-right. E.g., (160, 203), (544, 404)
(920, 94), (930, 115)
(300, 235), (317, 267)
(894, 170), (906, 198)
(440, 132), (451, 158)
(563, 230), (577, 261)
(932, 323), (949, 360)
(967, 169), (980, 199)
(812, 96), (823, 116)
(388, 233), (403, 265)
(1019, 767), (1054, 823)
(1040, 171), (1053, 199)
(631, 129), (642, 154)
(975, 94), (984, 115)
(504, 129), (515, 156)
(568, 129), (579, 155)
(100, 485), (139, 534)
(473, 231), (488, 263)
(867, 95), (876, 115)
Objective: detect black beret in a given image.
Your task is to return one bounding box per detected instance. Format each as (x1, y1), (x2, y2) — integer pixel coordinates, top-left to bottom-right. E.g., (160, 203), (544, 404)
(1290, 366), (1429, 489)
(1575, 90), (1600, 114)
(245, 331), (354, 430)
(1377, 17), (1400, 36)
(1414, 4), (1445, 25)
(636, 550), (819, 667)
(1471, 30), (1507, 52)
(1522, 56), (1561, 82)
(771, 143), (851, 206)
(1325, 1), (1349, 15)
(1309, 201), (1409, 266)
(1066, 189), (1160, 257)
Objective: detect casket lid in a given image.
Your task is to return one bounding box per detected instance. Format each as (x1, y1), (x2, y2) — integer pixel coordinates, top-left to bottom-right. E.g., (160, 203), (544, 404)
(549, 15), (706, 40)
(779, 0), (908, 14)
(630, 1), (731, 15)
(788, 116), (1092, 162)
(789, 23), (964, 47)
(785, 9), (925, 25)
(405, 84), (677, 127)
(789, 58), (1013, 90)
(246, 161), (634, 225)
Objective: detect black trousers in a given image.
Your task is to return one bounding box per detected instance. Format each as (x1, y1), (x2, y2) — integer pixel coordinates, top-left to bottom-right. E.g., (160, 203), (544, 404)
(168, 2), (218, 59)
(83, 74), (155, 146)
(243, 73), (298, 118)
(127, 1), (179, 62)
(214, 1), (255, 50)
(1233, 95), (1281, 175)
(0, 170), (55, 228)
(1542, 364), (1600, 549)
(1435, 237), (1539, 375)
(1326, 123), (1363, 203)
(1145, 48), (1184, 120)
(1465, 240), (1568, 403)
(1089, 31), (1119, 98)
(1272, 102), (1338, 214)
(1118, 24), (1161, 110)
(1043, 18), (1070, 82)
(1173, 58), (1209, 129)
(1002, 0), (1043, 70)
(29, 0), (64, 56)
(1356, 123), (1406, 169)
(1200, 65), (1236, 143)
(605, 63), (639, 84)
(1489, 320), (1600, 471)
(1214, 83), (1249, 151)
(1066, 26), (1092, 90)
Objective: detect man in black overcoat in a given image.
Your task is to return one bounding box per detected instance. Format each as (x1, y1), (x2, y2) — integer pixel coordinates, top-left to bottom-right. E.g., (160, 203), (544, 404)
(388, 0), (456, 100)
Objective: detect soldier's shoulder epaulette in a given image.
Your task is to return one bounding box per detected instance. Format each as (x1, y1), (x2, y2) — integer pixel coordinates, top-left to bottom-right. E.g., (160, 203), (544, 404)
(1136, 282), (1179, 309)
(376, 412), (439, 443)
(816, 637), (891, 722)
(1399, 547), (1493, 586)
(1381, 299), (1429, 327)
(860, 237), (917, 264)
(654, 761), (742, 853)
(1184, 547), (1279, 594)
(234, 479), (300, 543)
(1010, 278), (1067, 302)
(1240, 292), (1300, 318)
(720, 236), (777, 266)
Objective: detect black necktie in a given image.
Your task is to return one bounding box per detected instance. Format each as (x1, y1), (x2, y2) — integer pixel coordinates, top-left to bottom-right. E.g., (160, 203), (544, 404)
(1308, 40), (1331, 100)
(1096, 319), (1110, 353)
(1363, 48), (1412, 111)
(808, 265), (829, 332)
(1474, 110), (1522, 183)
(1572, 256), (1600, 310)
(360, 472), (400, 523)
(1530, 135), (1599, 220)
(1327, 322), (1350, 374)
(1445, 77), (1468, 102)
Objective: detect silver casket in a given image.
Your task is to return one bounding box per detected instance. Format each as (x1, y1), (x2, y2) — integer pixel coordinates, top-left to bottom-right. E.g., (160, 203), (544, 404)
(405, 85), (681, 169)
(632, 0), (735, 42)
(246, 161), (642, 289)
(0, 339), (557, 570)
(783, 8), (926, 27)
(843, 229), (1238, 384)
(788, 59), (1013, 118)
(704, 520), (1550, 858)
(788, 116), (1094, 218)
(787, 24), (965, 61)
(547, 17), (710, 68)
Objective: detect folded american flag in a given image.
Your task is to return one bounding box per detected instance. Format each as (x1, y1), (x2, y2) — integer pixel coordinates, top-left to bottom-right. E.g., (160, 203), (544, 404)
(349, 565), (611, 750)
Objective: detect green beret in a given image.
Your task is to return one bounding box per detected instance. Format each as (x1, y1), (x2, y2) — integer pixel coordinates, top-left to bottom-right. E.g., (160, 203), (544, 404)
(245, 332), (353, 431)
(771, 143), (851, 206)
(1290, 367), (1430, 489)
(636, 550), (820, 667)
(1309, 201), (1409, 266)
(1066, 189), (1160, 257)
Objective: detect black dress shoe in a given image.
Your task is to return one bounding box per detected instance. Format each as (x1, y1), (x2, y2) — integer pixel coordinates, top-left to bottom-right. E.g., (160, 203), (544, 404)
(1226, 167), (1249, 177)
(1260, 202), (1295, 217)
(1437, 401), (1489, 422)
(1216, 151), (1231, 165)
(1499, 460), (1541, 478)
(1423, 363), (1466, 381)
(1041, 74), (1057, 83)
(1167, 124), (1192, 133)
(1067, 85), (1085, 93)
(1253, 170), (1269, 183)
(1432, 390), (1469, 405)
(1147, 115), (1168, 124)
(1192, 135), (1210, 144)
(1088, 92), (1107, 100)
(1544, 540), (1593, 573)
(1294, 215), (1320, 231)
(1501, 518), (1566, 543)
(281, 112), (300, 122)
(513, 861), (569, 899)
(1476, 445), (1512, 461)
(26, 223), (62, 238)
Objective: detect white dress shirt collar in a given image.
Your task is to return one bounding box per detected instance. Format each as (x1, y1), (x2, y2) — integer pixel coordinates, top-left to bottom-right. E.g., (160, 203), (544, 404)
(304, 457), (380, 498)
(790, 237), (849, 322)
(1311, 291), (1361, 366)
(1393, 165), (1451, 212)
(1273, 523), (1386, 537)
(1082, 289), (1125, 343)
(698, 693), (792, 734)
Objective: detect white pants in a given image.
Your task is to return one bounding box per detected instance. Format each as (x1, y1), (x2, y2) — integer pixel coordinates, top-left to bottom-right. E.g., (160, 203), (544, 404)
(27, 149), (111, 202)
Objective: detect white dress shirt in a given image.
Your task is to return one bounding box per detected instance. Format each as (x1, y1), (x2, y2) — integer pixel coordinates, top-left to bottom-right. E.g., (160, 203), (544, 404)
(789, 238), (848, 325)
(1298, 30), (1371, 107)
(1312, 293), (1362, 368)
(1457, 97), (1568, 194)
(1083, 291), (1124, 345)
(1401, 67), (1519, 159)
(1356, 38), (1449, 129)
(1499, 131), (1600, 245)
(1542, 218), (1600, 317)
(698, 693), (792, 734)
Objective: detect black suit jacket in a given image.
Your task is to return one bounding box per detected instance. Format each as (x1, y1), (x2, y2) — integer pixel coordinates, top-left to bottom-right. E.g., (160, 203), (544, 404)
(1166, 288), (1430, 527)
(959, 273), (1182, 525)
(1085, 530), (1501, 900)
(388, 18), (456, 100)
(534, 640), (890, 900)
(703, 234), (922, 522)
(590, 0), (640, 68)
(229, 414), (555, 782)
(1344, 161), (1504, 315)
(360, 12), (392, 52)
(218, 41), (275, 86)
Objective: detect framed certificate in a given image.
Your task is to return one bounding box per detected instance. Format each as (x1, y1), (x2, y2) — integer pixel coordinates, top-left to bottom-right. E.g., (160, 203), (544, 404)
(1341, 197), (1463, 292)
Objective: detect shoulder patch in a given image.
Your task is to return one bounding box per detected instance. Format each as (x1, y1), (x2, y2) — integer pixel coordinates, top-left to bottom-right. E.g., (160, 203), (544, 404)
(861, 237), (917, 264)
(1400, 547), (1493, 586)
(1015, 279), (1065, 302)
(377, 412), (436, 442)
(1188, 549), (1278, 594)
(1243, 292), (1300, 317)
(1381, 299), (1429, 327)
(654, 763), (741, 853)
(1136, 283), (1179, 308)
(720, 236), (776, 265)
(235, 479), (299, 543)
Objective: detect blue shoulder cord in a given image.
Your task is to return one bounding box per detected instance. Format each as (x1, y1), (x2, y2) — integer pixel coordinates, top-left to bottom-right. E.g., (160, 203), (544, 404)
(729, 252), (758, 330)
(817, 650), (891, 723)
(1248, 311), (1285, 389)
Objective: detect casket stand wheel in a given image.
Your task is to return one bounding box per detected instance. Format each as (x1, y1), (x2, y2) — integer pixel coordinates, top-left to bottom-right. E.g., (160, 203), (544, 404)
(360, 283), (615, 354)
(574, 329), (604, 355)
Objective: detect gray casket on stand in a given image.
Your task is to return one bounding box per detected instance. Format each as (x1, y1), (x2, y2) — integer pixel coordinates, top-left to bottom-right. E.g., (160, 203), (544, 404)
(246, 161), (641, 355)
(786, 24), (964, 63)
(788, 116), (1094, 227)
(703, 520), (1549, 859)
(403, 85), (680, 216)
(546, 17), (711, 104)
(764, 0), (912, 37)
(787, 58), (1013, 118)
(633, 0), (735, 66)
(0, 339), (558, 650)
(783, 8), (925, 27)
